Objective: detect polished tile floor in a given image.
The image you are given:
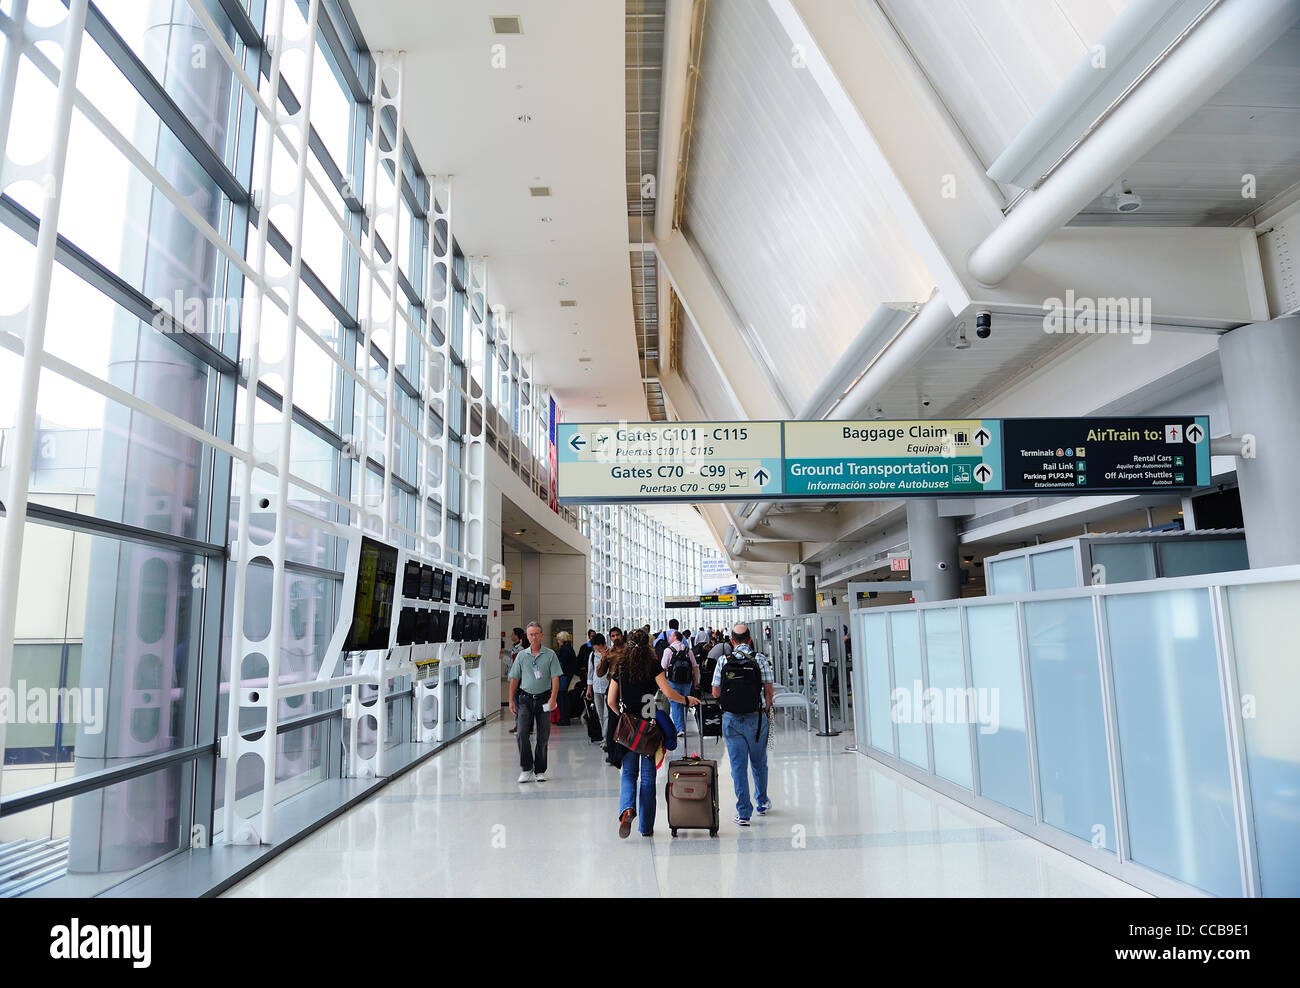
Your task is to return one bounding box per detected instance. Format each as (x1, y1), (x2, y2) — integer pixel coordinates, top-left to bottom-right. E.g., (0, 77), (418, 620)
(224, 712), (1147, 897)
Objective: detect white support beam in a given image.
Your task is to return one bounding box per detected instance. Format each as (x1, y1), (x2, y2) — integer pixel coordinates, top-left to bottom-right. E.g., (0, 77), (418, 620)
(655, 231), (790, 419)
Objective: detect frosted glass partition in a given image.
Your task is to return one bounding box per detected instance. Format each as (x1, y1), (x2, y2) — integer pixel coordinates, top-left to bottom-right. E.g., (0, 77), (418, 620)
(1024, 598), (1113, 848)
(988, 557), (1028, 595)
(1106, 590), (1239, 897)
(861, 612), (894, 754)
(848, 565), (1300, 896)
(1030, 547), (1078, 591)
(966, 603), (1033, 817)
(922, 608), (972, 789)
(889, 611), (927, 769)
(1224, 580), (1300, 897)
(1092, 543), (1156, 585)
(1159, 539), (1249, 578)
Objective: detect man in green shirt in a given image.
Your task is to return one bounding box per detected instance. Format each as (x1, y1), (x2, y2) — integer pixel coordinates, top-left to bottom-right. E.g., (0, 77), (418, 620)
(508, 621), (562, 782)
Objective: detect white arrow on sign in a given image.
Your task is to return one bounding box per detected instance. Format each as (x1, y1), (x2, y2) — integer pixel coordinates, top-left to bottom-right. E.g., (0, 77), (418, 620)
(974, 427), (992, 448)
(754, 468), (769, 486)
(1186, 423), (1205, 444)
(974, 463), (992, 484)
(568, 434), (586, 452)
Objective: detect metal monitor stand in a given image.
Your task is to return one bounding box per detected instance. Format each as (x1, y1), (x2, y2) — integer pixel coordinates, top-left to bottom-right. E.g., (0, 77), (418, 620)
(816, 638), (840, 737)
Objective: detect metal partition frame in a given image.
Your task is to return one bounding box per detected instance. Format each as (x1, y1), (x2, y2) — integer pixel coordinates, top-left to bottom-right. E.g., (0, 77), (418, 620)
(849, 564), (1300, 898)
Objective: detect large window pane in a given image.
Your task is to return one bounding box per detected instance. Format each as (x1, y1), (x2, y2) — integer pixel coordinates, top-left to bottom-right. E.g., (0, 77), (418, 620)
(5, 521), (205, 792)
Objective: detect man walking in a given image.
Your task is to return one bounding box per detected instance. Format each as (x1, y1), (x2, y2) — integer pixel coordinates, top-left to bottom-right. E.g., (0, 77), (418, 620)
(508, 621), (562, 782)
(712, 623), (774, 826)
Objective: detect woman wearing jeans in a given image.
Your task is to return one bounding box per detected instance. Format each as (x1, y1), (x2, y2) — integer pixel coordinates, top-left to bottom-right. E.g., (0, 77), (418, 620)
(607, 629), (698, 838)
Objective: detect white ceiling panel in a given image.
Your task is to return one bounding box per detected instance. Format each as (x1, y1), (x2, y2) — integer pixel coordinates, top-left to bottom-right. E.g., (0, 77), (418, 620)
(682, 0), (932, 417)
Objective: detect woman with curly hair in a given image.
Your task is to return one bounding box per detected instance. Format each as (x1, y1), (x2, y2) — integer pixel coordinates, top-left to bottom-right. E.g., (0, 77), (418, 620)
(606, 629), (698, 838)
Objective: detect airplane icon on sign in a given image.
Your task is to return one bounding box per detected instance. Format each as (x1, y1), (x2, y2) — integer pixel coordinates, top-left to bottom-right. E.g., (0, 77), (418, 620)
(735, 468), (747, 480)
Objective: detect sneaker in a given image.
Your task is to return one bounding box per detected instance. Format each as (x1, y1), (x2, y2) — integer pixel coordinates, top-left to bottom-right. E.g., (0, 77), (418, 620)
(734, 815), (750, 827)
(534, 773), (547, 783)
(641, 830), (654, 838)
(756, 798), (771, 815)
(619, 809), (634, 839)
(517, 770), (534, 783)
(508, 727), (518, 734)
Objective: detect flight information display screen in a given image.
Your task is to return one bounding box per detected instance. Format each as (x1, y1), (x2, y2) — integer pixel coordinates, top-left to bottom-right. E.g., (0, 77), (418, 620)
(343, 537), (399, 652)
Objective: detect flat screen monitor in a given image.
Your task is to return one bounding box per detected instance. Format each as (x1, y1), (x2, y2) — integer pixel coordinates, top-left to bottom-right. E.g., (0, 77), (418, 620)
(453, 577), (464, 606)
(430, 568), (443, 602)
(476, 581), (486, 607)
(474, 615), (486, 640)
(396, 607), (416, 646)
(452, 613), (465, 642)
(343, 537), (399, 652)
(433, 609), (449, 643)
(419, 564), (435, 600)
(441, 570), (453, 603)
(402, 561), (421, 600)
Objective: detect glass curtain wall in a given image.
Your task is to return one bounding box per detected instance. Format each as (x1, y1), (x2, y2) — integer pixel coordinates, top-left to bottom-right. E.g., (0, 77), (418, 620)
(0, 0), (510, 896)
(578, 505), (765, 634)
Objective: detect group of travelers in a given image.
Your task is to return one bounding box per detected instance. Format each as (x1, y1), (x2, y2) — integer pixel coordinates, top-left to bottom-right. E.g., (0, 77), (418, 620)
(505, 617), (774, 839)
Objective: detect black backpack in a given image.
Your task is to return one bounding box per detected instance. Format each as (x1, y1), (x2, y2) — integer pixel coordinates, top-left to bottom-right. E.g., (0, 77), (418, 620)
(719, 647), (763, 714)
(667, 644), (693, 683)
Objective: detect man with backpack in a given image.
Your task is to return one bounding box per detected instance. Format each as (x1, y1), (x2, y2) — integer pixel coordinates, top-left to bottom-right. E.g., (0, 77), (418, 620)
(661, 629), (698, 736)
(654, 618), (679, 662)
(712, 623), (774, 827)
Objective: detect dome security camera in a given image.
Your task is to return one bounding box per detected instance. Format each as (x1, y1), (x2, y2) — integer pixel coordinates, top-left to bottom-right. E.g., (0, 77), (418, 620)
(937, 560), (949, 571)
(975, 311), (992, 339)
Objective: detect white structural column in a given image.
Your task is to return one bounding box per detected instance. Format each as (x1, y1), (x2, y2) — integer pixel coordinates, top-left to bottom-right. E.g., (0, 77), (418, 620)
(1219, 314), (1300, 568)
(373, 52), (406, 543)
(464, 256), (488, 575)
(223, 0), (321, 846)
(0, 0), (88, 786)
(422, 175), (454, 560)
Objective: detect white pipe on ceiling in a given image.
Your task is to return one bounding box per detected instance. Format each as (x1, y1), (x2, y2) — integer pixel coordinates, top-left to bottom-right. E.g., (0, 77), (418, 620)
(968, 0), (1300, 287)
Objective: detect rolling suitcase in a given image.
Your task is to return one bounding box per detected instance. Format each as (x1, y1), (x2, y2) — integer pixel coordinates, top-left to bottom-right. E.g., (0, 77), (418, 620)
(583, 696), (603, 743)
(665, 713), (719, 838)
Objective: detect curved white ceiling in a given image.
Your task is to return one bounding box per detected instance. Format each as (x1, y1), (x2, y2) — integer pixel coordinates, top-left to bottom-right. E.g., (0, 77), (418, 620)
(682, 0), (933, 416)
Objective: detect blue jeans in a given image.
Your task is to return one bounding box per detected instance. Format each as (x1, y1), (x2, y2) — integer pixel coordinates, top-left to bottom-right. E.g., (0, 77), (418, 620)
(620, 748), (657, 835)
(668, 680), (693, 735)
(723, 711), (769, 820)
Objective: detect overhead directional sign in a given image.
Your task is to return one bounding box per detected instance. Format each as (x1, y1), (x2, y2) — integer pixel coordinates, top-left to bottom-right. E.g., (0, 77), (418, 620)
(1002, 416), (1211, 493)
(784, 419), (1001, 496)
(557, 417), (1211, 503)
(557, 421), (782, 503)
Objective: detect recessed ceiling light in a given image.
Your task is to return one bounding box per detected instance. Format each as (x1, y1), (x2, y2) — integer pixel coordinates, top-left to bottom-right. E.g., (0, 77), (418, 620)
(517, 113), (531, 124)
(540, 216), (552, 223)
(557, 277), (568, 286)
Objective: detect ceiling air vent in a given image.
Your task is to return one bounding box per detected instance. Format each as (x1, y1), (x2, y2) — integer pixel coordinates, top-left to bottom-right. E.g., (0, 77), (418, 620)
(559, 300), (577, 307)
(529, 186), (551, 197)
(578, 357), (593, 363)
(490, 15), (523, 34)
